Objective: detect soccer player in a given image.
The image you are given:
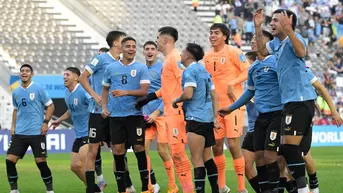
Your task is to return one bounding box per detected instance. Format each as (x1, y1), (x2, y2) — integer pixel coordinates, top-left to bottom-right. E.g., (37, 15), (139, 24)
(142, 41), (176, 192)
(253, 8), (323, 192)
(80, 30), (135, 193)
(240, 51), (260, 193)
(50, 67), (104, 193)
(102, 37), (150, 193)
(204, 23), (250, 193)
(6, 64), (55, 193)
(219, 31), (283, 193)
(172, 43), (220, 193)
(136, 26), (194, 193)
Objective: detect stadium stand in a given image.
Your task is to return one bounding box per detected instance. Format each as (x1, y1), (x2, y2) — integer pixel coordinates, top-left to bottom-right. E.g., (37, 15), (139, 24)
(77, 0), (211, 51)
(0, 0), (99, 74)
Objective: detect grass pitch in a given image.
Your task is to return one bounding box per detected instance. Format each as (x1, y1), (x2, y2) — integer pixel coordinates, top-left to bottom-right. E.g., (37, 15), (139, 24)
(0, 147), (342, 192)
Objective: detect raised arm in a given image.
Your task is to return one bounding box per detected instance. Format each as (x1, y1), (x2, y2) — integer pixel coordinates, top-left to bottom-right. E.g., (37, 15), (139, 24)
(254, 9), (269, 56)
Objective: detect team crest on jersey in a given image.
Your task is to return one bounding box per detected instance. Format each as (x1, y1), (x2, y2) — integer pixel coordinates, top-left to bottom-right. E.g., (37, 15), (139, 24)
(74, 98), (78, 105)
(136, 128), (142, 136)
(90, 58), (99, 66)
(285, 115), (292, 125)
(131, 70), (137, 77)
(270, 131), (277, 141)
(220, 57), (226, 64)
(172, 128), (179, 136)
(264, 66), (269, 72)
(41, 142), (45, 150)
(29, 93), (35, 100)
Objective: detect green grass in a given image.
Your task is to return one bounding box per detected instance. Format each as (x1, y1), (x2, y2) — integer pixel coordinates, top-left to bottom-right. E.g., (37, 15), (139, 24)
(0, 147), (342, 192)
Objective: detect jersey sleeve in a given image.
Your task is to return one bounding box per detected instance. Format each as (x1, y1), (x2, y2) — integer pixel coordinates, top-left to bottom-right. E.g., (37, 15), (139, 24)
(228, 48), (249, 86)
(183, 69), (197, 88)
(307, 69), (318, 84)
(102, 65), (111, 87)
(266, 39), (276, 54)
(12, 92), (18, 109)
(84, 92), (93, 105)
(40, 87), (53, 106)
(140, 65), (151, 84)
(295, 33), (307, 53)
(247, 67), (255, 90)
(85, 55), (102, 75)
(157, 101), (164, 113)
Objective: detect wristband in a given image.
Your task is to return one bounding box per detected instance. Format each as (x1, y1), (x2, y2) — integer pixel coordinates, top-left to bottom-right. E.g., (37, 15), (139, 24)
(43, 119), (49, 124)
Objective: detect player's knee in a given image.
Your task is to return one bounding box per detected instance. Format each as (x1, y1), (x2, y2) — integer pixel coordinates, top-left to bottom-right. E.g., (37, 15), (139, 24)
(133, 144), (145, 152)
(264, 150), (278, 164)
(35, 157), (47, 163)
(157, 143), (169, 159)
(70, 163), (78, 173)
(212, 143), (224, 156)
(255, 151), (265, 166)
(6, 154), (19, 163)
(170, 143), (185, 162)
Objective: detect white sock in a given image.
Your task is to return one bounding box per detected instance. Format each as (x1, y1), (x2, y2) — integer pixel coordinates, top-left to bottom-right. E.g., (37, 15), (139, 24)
(97, 174), (104, 182)
(298, 185), (309, 193)
(46, 191), (54, 193)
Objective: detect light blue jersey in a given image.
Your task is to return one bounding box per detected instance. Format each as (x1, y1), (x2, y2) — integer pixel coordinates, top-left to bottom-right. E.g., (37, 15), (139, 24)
(247, 55), (283, 113)
(12, 82), (53, 135)
(103, 60), (150, 117)
(85, 52), (118, 114)
(64, 84), (92, 138)
(143, 60), (164, 116)
(266, 33), (317, 104)
(182, 62), (215, 123)
(246, 101), (258, 132)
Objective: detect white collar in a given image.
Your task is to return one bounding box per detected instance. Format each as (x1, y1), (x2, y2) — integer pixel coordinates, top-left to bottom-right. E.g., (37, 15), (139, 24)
(70, 83), (79, 94)
(107, 52), (119, 61)
(257, 55), (272, 62)
(119, 60), (135, 66)
(21, 81), (34, 90)
(188, 62), (196, 67)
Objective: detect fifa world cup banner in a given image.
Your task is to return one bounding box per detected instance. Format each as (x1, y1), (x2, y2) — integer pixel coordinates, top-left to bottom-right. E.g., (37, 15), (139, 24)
(10, 75), (65, 98)
(0, 129), (76, 155)
(311, 125), (343, 147)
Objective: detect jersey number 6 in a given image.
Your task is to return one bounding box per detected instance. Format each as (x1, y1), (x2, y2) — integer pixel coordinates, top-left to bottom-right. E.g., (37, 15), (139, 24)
(22, 98), (27, 107)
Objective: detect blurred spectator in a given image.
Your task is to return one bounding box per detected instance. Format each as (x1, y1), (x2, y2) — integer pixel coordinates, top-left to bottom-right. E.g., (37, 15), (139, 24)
(192, 0), (199, 12)
(214, 10), (223, 23)
(244, 19), (254, 42)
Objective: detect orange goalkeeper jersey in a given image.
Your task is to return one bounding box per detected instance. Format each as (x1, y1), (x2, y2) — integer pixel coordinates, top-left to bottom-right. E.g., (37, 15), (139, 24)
(204, 45), (249, 108)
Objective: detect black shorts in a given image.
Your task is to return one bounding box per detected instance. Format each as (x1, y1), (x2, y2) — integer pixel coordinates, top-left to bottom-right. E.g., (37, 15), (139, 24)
(72, 136), (88, 153)
(109, 116), (145, 146)
(7, 135), (47, 159)
(186, 120), (215, 148)
(299, 125), (313, 156)
(88, 113), (110, 144)
(281, 100), (315, 136)
(254, 110), (282, 152)
(242, 132), (254, 152)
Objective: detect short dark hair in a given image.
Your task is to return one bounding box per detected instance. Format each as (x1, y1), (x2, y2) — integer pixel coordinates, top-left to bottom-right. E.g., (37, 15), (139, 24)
(20, 64), (33, 73)
(121, 37), (136, 45)
(98, 47), (109, 52)
(210, 23), (230, 44)
(262, 30), (273, 41)
(245, 51), (257, 62)
(65, 67), (81, 77)
(143, 41), (157, 49)
(185, 43), (204, 62)
(158, 26), (178, 42)
(273, 9), (297, 30)
(106, 31), (127, 48)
